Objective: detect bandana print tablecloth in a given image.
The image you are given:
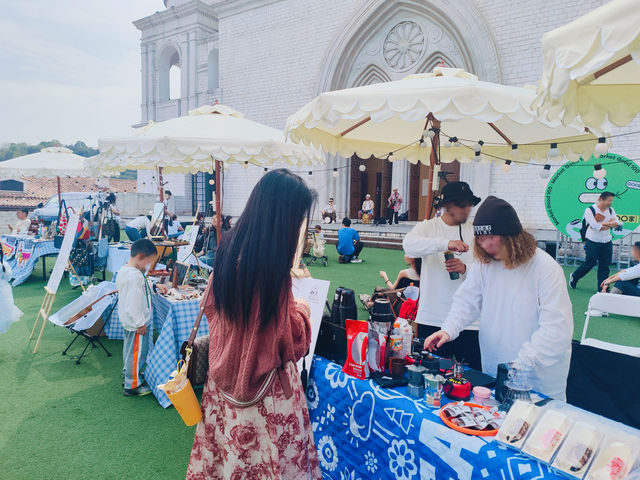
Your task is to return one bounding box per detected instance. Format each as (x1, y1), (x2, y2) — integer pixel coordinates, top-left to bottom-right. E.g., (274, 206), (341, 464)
(104, 293), (208, 407)
(307, 356), (565, 480)
(0, 235), (59, 286)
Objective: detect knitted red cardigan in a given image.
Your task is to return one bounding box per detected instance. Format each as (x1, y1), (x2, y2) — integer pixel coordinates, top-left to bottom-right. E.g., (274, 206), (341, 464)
(204, 289), (311, 405)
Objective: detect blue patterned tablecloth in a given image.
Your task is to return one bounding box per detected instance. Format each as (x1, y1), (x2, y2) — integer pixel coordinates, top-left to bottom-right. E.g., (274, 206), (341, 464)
(104, 293), (208, 407)
(0, 235), (59, 286)
(307, 356), (564, 480)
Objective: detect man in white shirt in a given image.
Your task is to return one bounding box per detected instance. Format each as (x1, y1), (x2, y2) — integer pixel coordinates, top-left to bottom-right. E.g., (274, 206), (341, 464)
(403, 181), (482, 369)
(321, 198), (337, 223)
(601, 241), (640, 296)
(570, 191), (623, 292)
(8, 209), (32, 235)
(125, 214), (152, 242)
(424, 196), (573, 400)
(358, 194), (374, 222)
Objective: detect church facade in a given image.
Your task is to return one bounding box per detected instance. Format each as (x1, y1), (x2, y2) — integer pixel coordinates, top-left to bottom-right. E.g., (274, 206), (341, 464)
(133, 0), (631, 228)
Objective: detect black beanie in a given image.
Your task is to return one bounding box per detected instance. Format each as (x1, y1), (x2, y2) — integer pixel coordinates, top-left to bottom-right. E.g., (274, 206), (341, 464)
(473, 196), (522, 236)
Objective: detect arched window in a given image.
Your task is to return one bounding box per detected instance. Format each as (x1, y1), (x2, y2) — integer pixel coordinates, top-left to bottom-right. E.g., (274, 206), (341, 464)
(0, 179), (24, 192)
(158, 45), (181, 101)
(208, 49), (219, 91)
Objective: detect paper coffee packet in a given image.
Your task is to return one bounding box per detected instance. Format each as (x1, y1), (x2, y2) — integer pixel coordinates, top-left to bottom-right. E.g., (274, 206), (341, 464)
(551, 422), (603, 479)
(342, 319), (370, 380)
(496, 400), (541, 449)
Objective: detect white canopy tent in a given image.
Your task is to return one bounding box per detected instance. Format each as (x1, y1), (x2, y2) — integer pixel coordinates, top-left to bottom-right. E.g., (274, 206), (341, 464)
(93, 104), (323, 242)
(533, 0), (640, 131)
(286, 67), (599, 217)
(0, 146), (91, 207)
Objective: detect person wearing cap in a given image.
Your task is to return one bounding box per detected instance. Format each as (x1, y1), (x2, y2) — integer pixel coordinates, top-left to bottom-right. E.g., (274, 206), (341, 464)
(125, 213), (152, 241)
(321, 198), (337, 223)
(424, 196), (573, 400)
(403, 181), (482, 369)
(387, 188), (403, 225)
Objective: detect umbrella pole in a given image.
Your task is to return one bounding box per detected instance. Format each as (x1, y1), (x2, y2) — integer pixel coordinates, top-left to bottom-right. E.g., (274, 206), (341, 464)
(57, 176), (62, 208)
(425, 117), (441, 220)
(215, 160), (222, 246)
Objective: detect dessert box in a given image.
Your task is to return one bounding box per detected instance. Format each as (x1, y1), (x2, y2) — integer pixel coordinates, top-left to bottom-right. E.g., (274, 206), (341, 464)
(551, 422), (603, 479)
(522, 409), (573, 463)
(585, 435), (640, 480)
(496, 400), (541, 449)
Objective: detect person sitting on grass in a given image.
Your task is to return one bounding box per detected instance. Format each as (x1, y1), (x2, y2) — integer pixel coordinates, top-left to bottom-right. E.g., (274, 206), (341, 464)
(307, 224), (328, 267)
(601, 241), (640, 296)
(115, 238), (168, 396)
(337, 217), (364, 263)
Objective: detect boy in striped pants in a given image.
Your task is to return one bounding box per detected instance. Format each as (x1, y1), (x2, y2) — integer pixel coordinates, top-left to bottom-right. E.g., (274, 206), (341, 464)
(116, 238), (168, 396)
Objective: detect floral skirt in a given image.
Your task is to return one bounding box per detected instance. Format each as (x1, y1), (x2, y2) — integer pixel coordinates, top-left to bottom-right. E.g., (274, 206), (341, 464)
(186, 361), (321, 480)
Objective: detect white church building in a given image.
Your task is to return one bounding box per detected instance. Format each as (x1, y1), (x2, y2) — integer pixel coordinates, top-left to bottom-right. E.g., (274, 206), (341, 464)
(132, 0), (636, 228)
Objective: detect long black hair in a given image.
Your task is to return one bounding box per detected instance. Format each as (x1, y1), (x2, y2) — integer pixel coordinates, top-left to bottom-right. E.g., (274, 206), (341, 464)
(0, 242), (4, 272)
(213, 169), (316, 328)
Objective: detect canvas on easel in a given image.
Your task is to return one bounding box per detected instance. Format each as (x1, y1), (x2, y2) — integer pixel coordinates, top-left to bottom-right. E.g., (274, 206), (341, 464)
(30, 213), (80, 353)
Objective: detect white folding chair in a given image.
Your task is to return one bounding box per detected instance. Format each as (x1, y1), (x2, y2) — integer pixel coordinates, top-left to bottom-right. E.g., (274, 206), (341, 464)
(581, 292), (640, 357)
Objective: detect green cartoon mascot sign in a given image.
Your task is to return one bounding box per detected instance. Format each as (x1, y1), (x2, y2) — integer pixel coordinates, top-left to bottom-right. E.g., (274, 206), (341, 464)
(545, 153), (640, 240)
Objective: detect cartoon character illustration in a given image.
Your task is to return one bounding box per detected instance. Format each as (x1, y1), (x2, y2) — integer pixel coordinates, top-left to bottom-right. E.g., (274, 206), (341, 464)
(546, 153), (640, 240)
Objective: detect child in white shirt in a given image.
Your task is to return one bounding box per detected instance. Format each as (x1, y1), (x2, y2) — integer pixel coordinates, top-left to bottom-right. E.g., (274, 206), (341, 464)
(115, 238), (168, 396)
(307, 224), (328, 267)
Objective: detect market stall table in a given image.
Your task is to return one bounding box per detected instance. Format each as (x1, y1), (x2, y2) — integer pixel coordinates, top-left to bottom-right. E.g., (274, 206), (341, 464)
(104, 292), (207, 407)
(308, 355), (567, 480)
(106, 244), (131, 274)
(0, 235), (59, 286)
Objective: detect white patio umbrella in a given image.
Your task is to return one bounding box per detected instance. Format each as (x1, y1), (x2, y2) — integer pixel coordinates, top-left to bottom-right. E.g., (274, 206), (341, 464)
(0, 146), (91, 207)
(286, 67), (599, 217)
(93, 104), (323, 242)
(533, 0), (640, 131)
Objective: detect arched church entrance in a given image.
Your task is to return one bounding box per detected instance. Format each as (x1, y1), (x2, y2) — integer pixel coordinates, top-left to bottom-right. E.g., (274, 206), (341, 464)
(318, 0), (501, 220)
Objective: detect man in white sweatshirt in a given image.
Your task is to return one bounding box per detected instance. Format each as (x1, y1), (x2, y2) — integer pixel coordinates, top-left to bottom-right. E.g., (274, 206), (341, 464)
(424, 196), (573, 400)
(403, 181), (482, 369)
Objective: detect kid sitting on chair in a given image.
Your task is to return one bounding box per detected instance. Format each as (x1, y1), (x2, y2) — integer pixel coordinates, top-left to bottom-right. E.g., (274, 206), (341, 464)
(116, 238), (168, 396)
(307, 224), (328, 267)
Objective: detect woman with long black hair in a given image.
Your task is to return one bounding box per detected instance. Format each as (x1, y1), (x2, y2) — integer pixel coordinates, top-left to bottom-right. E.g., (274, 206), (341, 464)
(186, 169), (321, 479)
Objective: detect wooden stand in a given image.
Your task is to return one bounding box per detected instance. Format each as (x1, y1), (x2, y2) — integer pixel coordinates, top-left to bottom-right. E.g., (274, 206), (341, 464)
(29, 286), (56, 354)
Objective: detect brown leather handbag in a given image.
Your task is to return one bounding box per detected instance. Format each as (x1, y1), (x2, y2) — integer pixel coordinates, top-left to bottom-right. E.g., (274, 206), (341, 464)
(179, 276), (213, 387)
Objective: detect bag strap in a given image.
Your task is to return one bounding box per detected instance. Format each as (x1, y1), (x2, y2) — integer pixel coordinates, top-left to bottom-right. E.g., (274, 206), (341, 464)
(186, 273), (213, 348)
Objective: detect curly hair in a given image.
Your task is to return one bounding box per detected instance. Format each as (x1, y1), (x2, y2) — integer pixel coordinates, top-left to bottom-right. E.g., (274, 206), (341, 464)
(474, 230), (538, 269)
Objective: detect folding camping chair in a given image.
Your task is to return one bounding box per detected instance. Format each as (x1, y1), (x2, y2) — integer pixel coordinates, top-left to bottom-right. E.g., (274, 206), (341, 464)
(581, 292), (640, 357)
(49, 282), (118, 364)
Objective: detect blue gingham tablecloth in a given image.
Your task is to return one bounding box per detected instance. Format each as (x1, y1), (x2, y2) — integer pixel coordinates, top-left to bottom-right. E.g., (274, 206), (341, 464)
(0, 235), (59, 286)
(307, 355), (565, 480)
(104, 293), (208, 407)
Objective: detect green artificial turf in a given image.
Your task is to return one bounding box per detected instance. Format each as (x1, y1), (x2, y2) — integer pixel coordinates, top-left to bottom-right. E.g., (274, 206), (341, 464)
(1, 248), (639, 479)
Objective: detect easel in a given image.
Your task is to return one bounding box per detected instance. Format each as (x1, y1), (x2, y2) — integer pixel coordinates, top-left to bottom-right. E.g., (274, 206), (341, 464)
(29, 213), (80, 353)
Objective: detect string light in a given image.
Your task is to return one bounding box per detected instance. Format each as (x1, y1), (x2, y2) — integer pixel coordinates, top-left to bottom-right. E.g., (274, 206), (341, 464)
(540, 164), (551, 179)
(510, 144), (519, 158)
(332, 168), (339, 178)
(308, 171), (313, 176)
(593, 163), (606, 179)
(595, 137), (608, 157)
(423, 127), (436, 140)
(472, 140), (484, 154)
(548, 143), (559, 157)
(242, 161), (249, 169)
(388, 151), (394, 161)
(419, 138), (428, 148)
(208, 179), (215, 185)
(473, 151), (482, 163)
(358, 164), (366, 172)
(501, 160), (512, 173)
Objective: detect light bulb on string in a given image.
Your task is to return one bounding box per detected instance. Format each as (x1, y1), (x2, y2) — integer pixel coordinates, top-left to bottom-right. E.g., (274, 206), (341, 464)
(501, 160), (512, 173)
(548, 143), (559, 158)
(242, 161), (249, 170)
(263, 167), (268, 175)
(308, 171), (313, 176)
(473, 151), (482, 163)
(358, 164), (366, 172)
(510, 144), (519, 158)
(419, 138), (428, 148)
(423, 127), (436, 140)
(473, 140), (484, 153)
(593, 164), (606, 179)
(332, 168), (339, 178)
(540, 164), (551, 179)
(388, 152), (394, 162)
(208, 178), (215, 185)
(595, 137), (608, 157)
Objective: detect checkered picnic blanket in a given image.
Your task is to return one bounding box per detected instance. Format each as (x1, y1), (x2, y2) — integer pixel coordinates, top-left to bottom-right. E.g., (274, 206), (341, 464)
(104, 292), (208, 407)
(0, 235), (59, 286)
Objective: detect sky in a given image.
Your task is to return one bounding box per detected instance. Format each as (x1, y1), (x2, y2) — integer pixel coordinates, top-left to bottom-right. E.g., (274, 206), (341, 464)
(0, 0), (164, 147)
